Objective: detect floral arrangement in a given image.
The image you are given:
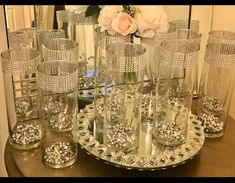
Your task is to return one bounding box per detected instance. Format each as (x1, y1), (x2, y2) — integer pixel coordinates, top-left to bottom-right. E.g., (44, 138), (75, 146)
(83, 5), (169, 38)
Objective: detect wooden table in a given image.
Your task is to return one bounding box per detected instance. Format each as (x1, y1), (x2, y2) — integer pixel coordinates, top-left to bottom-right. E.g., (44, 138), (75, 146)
(4, 113), (235, 177)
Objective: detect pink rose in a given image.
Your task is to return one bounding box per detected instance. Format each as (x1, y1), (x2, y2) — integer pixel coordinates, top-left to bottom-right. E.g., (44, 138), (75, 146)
(111, 12), (137, 36)
(98, 6), (123, 33)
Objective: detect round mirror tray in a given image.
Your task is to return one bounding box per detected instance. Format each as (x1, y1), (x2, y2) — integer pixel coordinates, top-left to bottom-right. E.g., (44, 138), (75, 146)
(73, 104), (205, 171)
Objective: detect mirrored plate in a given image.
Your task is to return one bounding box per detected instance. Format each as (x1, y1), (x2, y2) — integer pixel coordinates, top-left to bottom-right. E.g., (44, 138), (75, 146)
(73, 104), (205, 171)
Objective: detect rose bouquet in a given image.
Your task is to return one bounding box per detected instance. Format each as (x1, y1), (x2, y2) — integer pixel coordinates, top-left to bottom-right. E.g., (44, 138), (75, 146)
(85, 5), (170, 38)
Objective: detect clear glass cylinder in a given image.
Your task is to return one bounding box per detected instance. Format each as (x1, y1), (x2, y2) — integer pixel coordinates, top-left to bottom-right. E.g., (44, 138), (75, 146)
(153, 40), (200, 146)
(56, 10), (76, 40)
(19, 27), (43, 50)
(1, 48), (42, 150)
(42, 38), (78, 62)
(92, 27), (131, 143)
(176, 29), (202, 98)
(140, 23), (177, 125)
(37, 61), (78, 168)
(197, 43), (235, 138)
(37, 29), (66, 55)
(8, 31), (29, 48)
(103, 43), (146, 153)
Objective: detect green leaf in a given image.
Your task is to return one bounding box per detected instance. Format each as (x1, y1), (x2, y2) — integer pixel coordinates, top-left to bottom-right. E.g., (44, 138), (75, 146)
(85, 5), (100, 17)
(124, 72), (138, 83)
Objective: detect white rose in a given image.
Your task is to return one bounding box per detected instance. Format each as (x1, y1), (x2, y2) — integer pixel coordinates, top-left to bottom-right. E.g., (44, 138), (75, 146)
(65, 5), (89, 14)
(98, 5), (123, 33)
(134, 5), (169, 38)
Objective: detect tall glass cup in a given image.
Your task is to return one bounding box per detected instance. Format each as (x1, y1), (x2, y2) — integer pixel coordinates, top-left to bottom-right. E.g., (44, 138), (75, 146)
(153, 40), (200, 146)
(37, 61), (78, 168)
(1, 48), (41, 150)
(197, 43), (235, 138)
(103, 43), (146, 153)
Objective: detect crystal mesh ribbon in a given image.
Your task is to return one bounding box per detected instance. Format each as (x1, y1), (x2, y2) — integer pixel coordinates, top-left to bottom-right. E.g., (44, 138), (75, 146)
(1, 48), (41, 76)
(159, 40), (200, 68)
(94, 27), (131, 49)
(42, 38), (78, 62)
(36, 61), (78, 93)
(106, 43), (146, 72)
(205, 43), (235, 68)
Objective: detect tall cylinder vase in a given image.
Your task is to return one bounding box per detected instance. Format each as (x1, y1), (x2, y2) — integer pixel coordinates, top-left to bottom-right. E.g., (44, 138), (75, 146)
(153, 40), (200, 146)
(37, 61), (78, 168)
(103, 42), (146, 153)
(197, 43), (235, 138)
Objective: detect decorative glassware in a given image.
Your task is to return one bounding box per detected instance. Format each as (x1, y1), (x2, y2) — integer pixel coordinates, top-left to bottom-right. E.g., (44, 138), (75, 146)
(42, 38), (78, 62)
(38, 29), (65, 55)
(153, 40), (200, 146)
(1, 48), (41, 150)
(92, 27), (131, 143)
(103, 42), (146, 153)
(8, 31), (29, 48)
(171, 19), (200, 32)
(19, 27), (43, 50)
(197, 43), (235, 138)
(140, 23), (177, 125)
(37, 61), (78, 168)
(176, 29), (202, 98)
(56, 10), (76, 40)
(75, 13), (98, 95)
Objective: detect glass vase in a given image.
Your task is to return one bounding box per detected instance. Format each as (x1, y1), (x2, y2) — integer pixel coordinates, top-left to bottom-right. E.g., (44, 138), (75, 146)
(56, 10), (76, 40)
(153, 40), (200, 146)
(197, 43), (235, 138)
(37, 61), (78, 168)
(103, 42), (146, 153)
(140, 23), (177, 125)
(37, 29), (66, 55)
(92, 27), (131, 143)
(1, 48), (42, 150)
(8, 31), (29, 48)
(176, 29), (202, 98)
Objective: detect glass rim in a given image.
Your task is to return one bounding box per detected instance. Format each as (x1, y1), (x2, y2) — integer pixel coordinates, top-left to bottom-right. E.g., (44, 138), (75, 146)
(1, 48), (40, 62)
(177, 28), (202, 38)
(41, 29), (65, 34)
(106, 42), (146, 58)
(42, 38), (78, 51)
(37, 60), (78, 76)
(160, 39), (200, 53)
